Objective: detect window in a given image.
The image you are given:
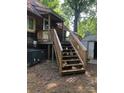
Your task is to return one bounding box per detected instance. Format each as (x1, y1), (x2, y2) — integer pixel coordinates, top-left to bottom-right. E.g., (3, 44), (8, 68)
(43, 18), (49, 30)
(27, 16), (36, 32)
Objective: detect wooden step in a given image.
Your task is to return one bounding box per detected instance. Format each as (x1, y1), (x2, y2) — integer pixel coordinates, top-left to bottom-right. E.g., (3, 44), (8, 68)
(63, 49), (74, 50)
(61, 41), (70, 44)
(62, 68), (85, 73)
(62, 46), (73, 48)
(62, 44), (71, 47)
(62, 47), (73, 50)
(62, 57), (78, 60)
(62, 51), (76, 54)
(62, 52), (76, 56)
(62, 63), (83, 67)
(63, 49), (75, 52)
(62, 59), (80, 62)
(62, 52), (76, 55)
(62, 55), (78, 58)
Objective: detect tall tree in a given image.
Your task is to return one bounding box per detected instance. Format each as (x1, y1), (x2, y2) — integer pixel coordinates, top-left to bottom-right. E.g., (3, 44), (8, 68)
(78, 2), (97, 37)
(61, 1), (74, 28)
(66, 0), (95, 32)
(39, 0), (60, 12)
(78, 16), (97, 37)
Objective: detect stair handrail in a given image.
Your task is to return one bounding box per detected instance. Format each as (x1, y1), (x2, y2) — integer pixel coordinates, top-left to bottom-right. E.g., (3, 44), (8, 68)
(70, 32), (87, 51)
(53, 29), (63, 51)
(68, 30), (87, 68)
(50, 29), (63, 72)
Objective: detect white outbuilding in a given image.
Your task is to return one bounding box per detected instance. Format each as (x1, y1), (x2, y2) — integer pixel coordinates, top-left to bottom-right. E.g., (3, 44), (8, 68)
(81, 34), (97, 61)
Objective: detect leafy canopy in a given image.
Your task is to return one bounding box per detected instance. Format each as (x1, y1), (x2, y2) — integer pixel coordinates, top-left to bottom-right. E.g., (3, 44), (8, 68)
(40, 0), (60, 10)
(39, 0), (97, 37)
(39, 0), (70, 28)
(64, 0), (96, 32)
(78, 17), (97, 38)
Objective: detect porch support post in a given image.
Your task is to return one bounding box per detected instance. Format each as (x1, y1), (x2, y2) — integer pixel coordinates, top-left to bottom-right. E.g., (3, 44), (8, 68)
(48, 15), (51, 61)
(62, 21), (64, 41)
(48, 14), (51, 41)
(43, 18), (45, 30)
(48, 44), (50, 60)
(52, 45), (54, 62)
(48, 14), (51, 30)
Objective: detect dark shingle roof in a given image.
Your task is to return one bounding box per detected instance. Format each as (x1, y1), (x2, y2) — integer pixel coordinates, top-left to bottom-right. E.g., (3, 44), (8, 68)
(27, 0), (64, 21)
(27, 0), (42, 17)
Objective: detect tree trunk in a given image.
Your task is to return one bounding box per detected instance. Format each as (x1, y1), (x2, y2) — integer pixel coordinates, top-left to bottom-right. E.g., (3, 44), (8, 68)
(74, 11), (80, 32)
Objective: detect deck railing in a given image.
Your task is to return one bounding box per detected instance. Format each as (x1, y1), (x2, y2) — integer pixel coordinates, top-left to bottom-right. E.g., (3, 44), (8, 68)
(37, 30), (51, 43)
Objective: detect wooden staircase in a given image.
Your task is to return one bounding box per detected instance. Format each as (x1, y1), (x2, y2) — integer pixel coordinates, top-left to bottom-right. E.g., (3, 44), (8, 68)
(50, 29), (87, 75)
(61, 43), (85, 75)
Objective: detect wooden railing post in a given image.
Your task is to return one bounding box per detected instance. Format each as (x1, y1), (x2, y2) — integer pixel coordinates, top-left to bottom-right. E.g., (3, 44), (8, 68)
(50, 29), (63, 74)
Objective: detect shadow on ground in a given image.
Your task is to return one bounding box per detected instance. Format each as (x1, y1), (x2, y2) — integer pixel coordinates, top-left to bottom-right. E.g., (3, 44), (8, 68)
(27, 60), (97, 93)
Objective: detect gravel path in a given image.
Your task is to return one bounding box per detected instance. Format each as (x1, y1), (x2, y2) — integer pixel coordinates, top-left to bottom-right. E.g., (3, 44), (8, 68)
(27, 60), (97, 93)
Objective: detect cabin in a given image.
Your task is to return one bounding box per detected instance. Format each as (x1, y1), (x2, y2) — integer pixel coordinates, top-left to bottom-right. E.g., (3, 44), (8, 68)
(27, 0), (68, 61)
(81, 33), (97, 64)
(27, 0), (87, 75)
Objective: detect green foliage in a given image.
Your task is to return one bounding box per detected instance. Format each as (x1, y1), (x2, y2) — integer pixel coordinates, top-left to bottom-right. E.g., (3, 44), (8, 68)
(78, 17), (97, 38)
(61, 0), (74, 20)
(39, 0), (62, 16)
(64, 0), (96, 32)
(39, 0), (97, 34)
(66, 0), (95, 12)
(61, 1), (74, 29)
(39, 0), (71, 29)
(40, 0), (60, 10)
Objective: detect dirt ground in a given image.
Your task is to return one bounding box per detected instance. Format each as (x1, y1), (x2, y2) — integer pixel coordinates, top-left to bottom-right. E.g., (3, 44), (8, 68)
(27, 60), (97, 93)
